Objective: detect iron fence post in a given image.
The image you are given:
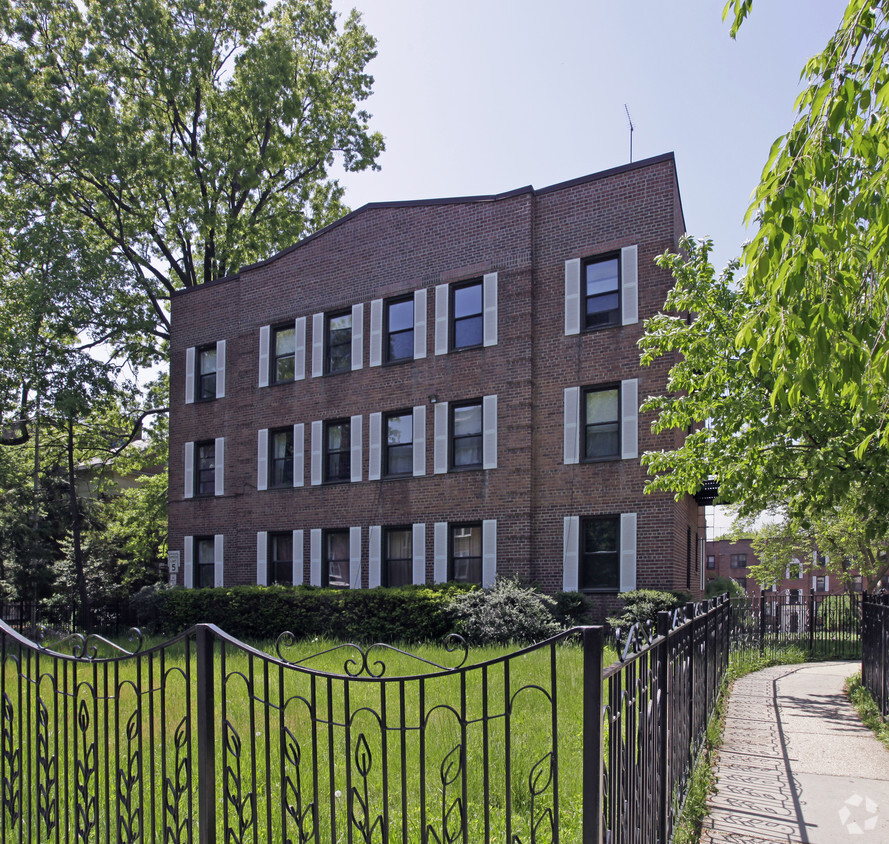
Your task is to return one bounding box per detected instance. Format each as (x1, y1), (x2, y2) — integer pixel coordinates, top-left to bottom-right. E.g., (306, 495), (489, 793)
(582, 626), (604, 844)
(808, 589), (816, 654)
(196, 625), (217, 844)
(759, 594), (766, 656)
(656, 611), (670, 844)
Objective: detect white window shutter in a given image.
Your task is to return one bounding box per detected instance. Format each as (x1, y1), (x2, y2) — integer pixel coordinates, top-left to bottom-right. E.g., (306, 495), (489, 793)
(257, 429), (268, 491)
(414, 289), (427, 359)
(621, 378), (639, 460)
(311, 421), (322, 486)
(434, 284), (449, 355)
(433, 402), (449, 474)
(434, 522), (448, 583)
(185, 347), (195, 404)
(184, 538), (194, 588)
(293, 423), (304, 487)
(562, 517), (579, 591)
(369, 299), (383, 367)
(812, 576), (817, 590)
(310, 529), (322, 586)
(482, 520), (497, 588)
(350, 414), (363, 482)
(350, 526), (362, 588)
(213, 535), (224, 588)
(619, 513), (637, 593)
(216, 340), (226, 398)
(483, 272), (498, 347)
(184, 442), (194, 499)
(368, 526), (381, 588)
(292, 530), (304, 585)
(413, 405), (426, 477)
(565, 259), (581, 336)
(258, 325), (270, 388)
(825, 575), (830, 591)
(351, 303), (364, 371)
(483, 395), (498, 469)
(368, 412), (382, 480)
(214, 437), (225, 496)
(412, 523), (426, 585)
(256, 532), (268, 585)
(312, 313), (324, 377)
(564, 387), (580, 465)
(295, 317), (306, 381)
(621, 245), (639, 326)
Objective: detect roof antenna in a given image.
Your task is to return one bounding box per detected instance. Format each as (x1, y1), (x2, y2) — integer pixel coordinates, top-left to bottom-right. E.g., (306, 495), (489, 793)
(624, 104), (635, 163)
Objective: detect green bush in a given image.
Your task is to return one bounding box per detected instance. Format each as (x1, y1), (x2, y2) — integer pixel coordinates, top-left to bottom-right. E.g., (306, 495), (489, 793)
(552, 591), (594, 627)
(137, 583), (470, 644)
(445, 577), (564, 645)
(606, 589), (691, 631)
(705, 576), (745, 600)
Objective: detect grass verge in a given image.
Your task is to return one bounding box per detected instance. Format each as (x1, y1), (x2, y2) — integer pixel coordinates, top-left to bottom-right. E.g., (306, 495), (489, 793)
(845, 671), (889, 751)
(671, 646), (808, 844)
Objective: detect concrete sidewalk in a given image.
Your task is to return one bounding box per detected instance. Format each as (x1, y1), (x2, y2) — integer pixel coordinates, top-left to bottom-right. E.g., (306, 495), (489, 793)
(702, 661), (889, 844)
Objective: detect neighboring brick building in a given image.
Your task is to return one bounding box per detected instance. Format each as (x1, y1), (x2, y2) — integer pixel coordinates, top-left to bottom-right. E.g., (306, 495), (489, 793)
(705, 538), (861, 599)
(168, 152), (704, 618)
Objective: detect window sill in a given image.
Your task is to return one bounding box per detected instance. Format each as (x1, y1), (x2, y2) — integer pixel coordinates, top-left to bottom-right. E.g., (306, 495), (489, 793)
(449, 342), (484, 354)
(580, 455), (622, 464)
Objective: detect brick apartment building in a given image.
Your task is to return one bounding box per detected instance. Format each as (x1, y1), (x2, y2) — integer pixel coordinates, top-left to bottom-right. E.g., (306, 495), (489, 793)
(168, 152), (704, 616)
(705, 538), (861, 599)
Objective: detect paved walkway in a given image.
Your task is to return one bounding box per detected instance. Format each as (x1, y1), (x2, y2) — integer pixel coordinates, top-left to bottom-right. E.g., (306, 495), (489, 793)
(702, 662), (889, 844)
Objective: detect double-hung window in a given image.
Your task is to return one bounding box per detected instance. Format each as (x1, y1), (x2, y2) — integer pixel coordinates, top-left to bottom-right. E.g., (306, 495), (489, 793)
(451, 402), (483, 469)
(385, 412), (413, 476)
(564, 246), (638, 334)
(195, 536), (215, 588)
(186, 340), (225, 402)
(583, 255), (620, 329)
(273, 325), (296, 383)
(384, 528), (413, 587)
(583, 386), (619, 460)
(195, 441), (216, 496)
(324, 530), (350, 589)
(327, 311), (352, 373)
(706, 555), (716, 570)
(270, 428), (294, 488)
(451, 280), (483, 350)
(580, 517), (620, 591)
(730, 554), (747, 569)
(325, 420), (351, 482)
(269, 532), (293, 585)
(197, 345), (217, 400)
(386, 297), (414, 363)
(450, 524), (482, 584)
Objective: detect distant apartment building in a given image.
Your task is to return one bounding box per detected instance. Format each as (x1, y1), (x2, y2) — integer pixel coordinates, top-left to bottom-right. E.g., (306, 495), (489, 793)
(705, 538), (862, 599)
(168, 152), (704, 618)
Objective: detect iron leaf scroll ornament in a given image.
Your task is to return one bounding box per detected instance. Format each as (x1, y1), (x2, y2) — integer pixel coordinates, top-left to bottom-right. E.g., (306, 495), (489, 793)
(42, 627), (145, 660)
(223, 719), (255, 842)
(116, 709), (142, 843)
(282, 726), (315, 843)
(36, 698), (57, 837)
(164, 717), (191, 844)
(275, 633), (469, 676)
(75, 699), (97, 843)
(1, 692), (20, 825)
(350, 733), (384, 843)
(426, 743), (464, 844)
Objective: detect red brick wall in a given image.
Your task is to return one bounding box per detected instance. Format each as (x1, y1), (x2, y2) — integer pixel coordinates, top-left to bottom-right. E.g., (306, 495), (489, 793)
(169, 153), (701, 615)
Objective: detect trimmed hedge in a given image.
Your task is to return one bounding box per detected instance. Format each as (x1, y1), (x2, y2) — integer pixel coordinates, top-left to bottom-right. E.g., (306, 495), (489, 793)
(139, 583), (472, 643)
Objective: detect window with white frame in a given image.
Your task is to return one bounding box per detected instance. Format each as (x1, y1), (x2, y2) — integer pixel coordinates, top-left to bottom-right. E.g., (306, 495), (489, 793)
(564, 245), (638, 334)
(432, 396), (497, 474)
(563, 513), (636, 593)
(434, 273), (497, 355)
(184, 438), (224, 498)
(564, 381), (637, 463)
(258, 319), (305, 387)
(184, 534), (223, 589)
(185, 340), (225, 403)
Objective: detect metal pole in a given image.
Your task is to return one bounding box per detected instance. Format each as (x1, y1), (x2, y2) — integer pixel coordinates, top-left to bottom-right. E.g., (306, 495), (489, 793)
(196, 625), (217, 844)
(809, 589), (816, 655)
(656, 611), (670, 844)
(582, 626), (604, 844)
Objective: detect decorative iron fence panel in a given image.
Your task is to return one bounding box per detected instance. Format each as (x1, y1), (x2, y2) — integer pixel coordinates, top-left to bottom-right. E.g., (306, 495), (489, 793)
(862, 594), (889, 717)
(729, 592), (862, 661)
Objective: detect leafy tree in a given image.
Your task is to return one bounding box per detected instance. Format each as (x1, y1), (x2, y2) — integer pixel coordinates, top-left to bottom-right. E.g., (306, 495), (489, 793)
(723, 0), (889, 449)
(0, 0), (384, 360)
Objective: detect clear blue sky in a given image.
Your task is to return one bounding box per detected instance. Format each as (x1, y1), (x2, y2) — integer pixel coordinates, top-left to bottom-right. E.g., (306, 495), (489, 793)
(331, 0), (845, 274)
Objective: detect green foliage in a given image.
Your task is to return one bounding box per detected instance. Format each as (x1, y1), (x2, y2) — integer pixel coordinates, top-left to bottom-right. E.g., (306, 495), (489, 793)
(143, 584), (466, 643)
(0, 0), (384, 355)
(846, 671), (889, 750)
(445, 577), (564, 645)
(705, 576), (746, 600)
(551, 591), (594, 627)
(606, 588), (690, 630)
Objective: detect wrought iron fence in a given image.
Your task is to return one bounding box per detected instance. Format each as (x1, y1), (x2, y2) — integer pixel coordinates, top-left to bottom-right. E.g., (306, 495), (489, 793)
(0, 597), (733, 843)
(862, 593), (889, 717)
(728, 591), (862, 661)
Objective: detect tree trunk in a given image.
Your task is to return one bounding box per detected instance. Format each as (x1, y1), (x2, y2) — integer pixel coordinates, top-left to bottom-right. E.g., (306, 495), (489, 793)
(66, 418), (90, 629)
